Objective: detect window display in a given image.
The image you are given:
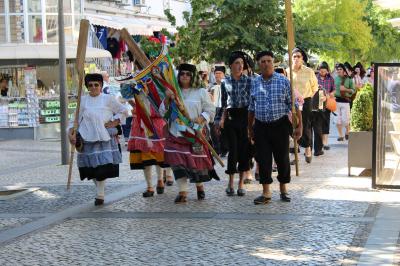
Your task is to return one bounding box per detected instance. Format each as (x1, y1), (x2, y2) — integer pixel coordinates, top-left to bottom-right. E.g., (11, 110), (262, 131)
(373, 63), (400, 188)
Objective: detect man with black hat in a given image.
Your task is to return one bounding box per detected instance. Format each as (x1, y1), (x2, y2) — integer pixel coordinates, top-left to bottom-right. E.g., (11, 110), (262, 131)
(219, 51), (252, 197)
(249, 51), (302, 204)
(287, 47), (319, 163)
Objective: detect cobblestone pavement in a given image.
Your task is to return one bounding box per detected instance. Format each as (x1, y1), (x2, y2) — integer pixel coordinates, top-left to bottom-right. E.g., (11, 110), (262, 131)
(0, 135), (400, 265)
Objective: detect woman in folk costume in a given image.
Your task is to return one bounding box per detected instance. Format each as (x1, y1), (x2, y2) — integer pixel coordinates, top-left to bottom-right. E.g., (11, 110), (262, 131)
(68, 73), (128, 206)
(161, 63), (219, 204)
(127, 94), (173, 198)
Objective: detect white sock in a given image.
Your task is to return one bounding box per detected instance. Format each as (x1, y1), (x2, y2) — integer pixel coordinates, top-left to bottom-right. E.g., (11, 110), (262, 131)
(144, 166), (153, 188)
(96, 180), (105, 199)
(165, 168), (172, 178)
(156, 165), (163, 181)
(177, 177), (188, 192)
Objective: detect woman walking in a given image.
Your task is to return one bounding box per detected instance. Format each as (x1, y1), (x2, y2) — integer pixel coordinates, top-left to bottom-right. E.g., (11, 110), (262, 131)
(68, 73), (128, 206)
(161, 63), (218, 204)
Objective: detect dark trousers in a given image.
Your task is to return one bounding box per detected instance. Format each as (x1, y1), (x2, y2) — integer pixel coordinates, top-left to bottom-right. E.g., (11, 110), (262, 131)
(254, 116), (291, 184)
(299, 97), (312, 148)
(225, 108), (250, 174)
(321, 110), (331, 134)
(122, 117), (133, 139)
(312, 111), (324, 153)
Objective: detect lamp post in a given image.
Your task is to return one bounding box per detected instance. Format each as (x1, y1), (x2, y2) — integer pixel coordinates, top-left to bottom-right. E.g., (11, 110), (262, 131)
(58, 0), (69, 164)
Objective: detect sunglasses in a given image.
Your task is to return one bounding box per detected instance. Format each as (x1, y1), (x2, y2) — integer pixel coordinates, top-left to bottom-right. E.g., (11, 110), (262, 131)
(180, 71), (192, 77)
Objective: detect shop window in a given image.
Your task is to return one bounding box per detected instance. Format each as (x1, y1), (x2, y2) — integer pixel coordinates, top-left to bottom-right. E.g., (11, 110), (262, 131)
(0, 1), (5, 13)
(28, 0), (41, 12)
(10, 15), (25, 43)
(46, 15), (73, 43)
(0, 16), (5, 43)
(28, 15), (43, 43)
(9, 0), (24, 13)
(74, 0), (82, 13)
(46, 0), (71, 13)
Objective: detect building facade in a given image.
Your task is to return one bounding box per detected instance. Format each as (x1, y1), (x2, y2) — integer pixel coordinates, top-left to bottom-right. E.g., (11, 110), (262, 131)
(0, 0), (84, 44)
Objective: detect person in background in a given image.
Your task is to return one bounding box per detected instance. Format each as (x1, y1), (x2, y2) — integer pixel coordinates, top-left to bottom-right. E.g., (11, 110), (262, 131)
(199, 70), (210, 89)
(353, 62), (367, 87)
(0, 77), (8, 97)
(101, 71), (111, 94)
(209, 66), (226, 156)
(334, 63), (355, 141)
(209, 66), (216, 85)
(288, 47), (318, 164)
(316, 62), (335, 151)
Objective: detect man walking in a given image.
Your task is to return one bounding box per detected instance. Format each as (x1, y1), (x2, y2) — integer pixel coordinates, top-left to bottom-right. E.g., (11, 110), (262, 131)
(249, 51), (302, 204)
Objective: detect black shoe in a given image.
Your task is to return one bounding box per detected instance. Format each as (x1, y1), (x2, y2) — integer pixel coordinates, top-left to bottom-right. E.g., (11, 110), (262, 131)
(280, 193), (291, 202)
(345, 134), (349, 140)
(174, 194), (187, 204)
(243, 179), (252, 184)
(166, 180), (174, 186)
(156, 186), (165, 195)
(253, 195), (271, 205)
(226, 187), (235, 196)
(337, 137), (344, 141)
(305, 155), (312, 163)
(323, 145), (330, 150)
(314, 150), (324, 156)
(142, 190), (154, 198)
(237, 188), (246, 197)
(255, 173), (260, 181)
(94, 198), (104, 206)
(197, 190), (205, 200)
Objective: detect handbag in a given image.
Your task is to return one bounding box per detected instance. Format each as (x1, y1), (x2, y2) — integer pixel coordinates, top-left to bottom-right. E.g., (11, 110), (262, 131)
(326, 97), (337, 112)
(75, 131), (84, 152)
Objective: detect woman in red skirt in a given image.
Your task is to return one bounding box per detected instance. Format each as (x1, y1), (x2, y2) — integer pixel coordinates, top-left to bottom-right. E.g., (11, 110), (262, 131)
(161, 63), (219, 203)
(128, 101), (173, 197)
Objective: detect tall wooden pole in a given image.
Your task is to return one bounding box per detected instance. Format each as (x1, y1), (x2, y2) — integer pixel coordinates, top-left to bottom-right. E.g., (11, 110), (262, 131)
(285, 0), (299, 176)
(67, 19), (90, 190)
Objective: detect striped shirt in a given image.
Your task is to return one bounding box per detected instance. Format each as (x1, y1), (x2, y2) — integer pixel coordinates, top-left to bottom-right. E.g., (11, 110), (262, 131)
(249, 72), (293, 123)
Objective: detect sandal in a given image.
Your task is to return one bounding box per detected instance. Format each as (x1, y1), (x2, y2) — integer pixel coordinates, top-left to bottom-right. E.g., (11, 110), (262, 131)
(174, 194), (187, 204)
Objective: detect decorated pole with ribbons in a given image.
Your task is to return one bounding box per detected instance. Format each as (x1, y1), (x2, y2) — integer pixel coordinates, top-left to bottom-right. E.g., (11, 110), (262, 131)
(285, 0), (299, 176)
(119, 30), (224, 167)
(67, 19), (89, 190)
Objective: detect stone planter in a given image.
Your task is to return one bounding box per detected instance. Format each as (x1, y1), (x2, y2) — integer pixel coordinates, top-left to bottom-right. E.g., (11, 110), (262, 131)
(348, 131), (373, 176)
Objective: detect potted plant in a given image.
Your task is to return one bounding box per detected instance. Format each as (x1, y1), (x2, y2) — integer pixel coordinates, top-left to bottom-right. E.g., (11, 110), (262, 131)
(348, 83), (374, 176)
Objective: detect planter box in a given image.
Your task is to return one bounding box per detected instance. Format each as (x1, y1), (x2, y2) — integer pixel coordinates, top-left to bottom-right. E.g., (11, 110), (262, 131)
(348, 131), (373, 176)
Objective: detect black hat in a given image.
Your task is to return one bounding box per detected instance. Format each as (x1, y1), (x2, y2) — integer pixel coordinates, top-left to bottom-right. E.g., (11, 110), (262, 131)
(318, 61), (330, 71)
(214, 66), (226, 74)
(256, 50), (274, 61)
(84, 73), (103, 88)
(178, 63), (197, 73)
(292, 47), (308, 64)
(228, 51), (248, 69)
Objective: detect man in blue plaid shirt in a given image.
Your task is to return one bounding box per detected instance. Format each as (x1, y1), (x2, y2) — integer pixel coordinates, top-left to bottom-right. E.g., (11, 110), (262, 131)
(248, 51), (302, 205)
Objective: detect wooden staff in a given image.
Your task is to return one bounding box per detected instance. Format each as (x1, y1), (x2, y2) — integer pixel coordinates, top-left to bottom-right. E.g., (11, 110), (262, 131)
(67, 19), (90, 190)
(119, 29), (224, 167)
(285, 0), (299, 176)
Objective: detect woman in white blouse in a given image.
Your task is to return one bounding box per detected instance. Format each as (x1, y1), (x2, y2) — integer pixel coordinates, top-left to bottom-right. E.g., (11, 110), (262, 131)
(161, 63), (218, 204)
(68, 73), (128, 206)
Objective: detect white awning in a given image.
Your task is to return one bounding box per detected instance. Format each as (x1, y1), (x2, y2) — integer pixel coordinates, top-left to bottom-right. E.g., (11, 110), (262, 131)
(86, 14), (176, 36)
(0, 44), (112, 60)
